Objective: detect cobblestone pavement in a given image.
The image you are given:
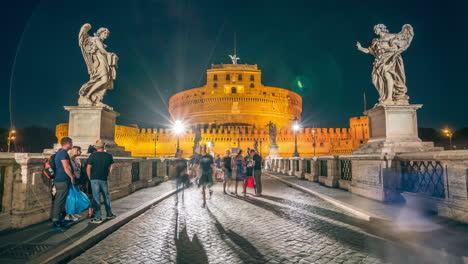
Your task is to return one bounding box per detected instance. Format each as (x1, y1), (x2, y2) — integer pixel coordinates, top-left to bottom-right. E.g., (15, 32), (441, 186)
(71, 177), (431, 264)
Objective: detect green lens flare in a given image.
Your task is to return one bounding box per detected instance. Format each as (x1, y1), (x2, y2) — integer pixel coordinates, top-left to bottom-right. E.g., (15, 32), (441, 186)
(297, 80), (303, 89)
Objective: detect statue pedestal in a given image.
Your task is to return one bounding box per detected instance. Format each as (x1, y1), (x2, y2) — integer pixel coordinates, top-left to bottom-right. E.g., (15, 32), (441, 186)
(64, 106), (130, 156)
(354, 104), (438, 155)
(267, 144), (280, 158)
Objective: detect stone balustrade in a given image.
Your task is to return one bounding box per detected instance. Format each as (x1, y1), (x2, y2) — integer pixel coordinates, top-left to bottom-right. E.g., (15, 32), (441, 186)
(266, 149), (468, 223)
(0, 153), (172, 231)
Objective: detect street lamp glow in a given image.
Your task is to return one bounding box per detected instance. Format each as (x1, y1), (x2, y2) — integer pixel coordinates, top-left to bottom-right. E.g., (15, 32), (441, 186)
(293, 123), (301, 132)
(441, 127), (453, 150)
(172, 120), (185, 154)
(173, 120), (185, 135)
(292, 118), (300, 157)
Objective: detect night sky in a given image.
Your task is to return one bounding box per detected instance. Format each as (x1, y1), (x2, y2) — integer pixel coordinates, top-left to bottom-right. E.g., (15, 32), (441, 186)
(1, 0), (467, 131)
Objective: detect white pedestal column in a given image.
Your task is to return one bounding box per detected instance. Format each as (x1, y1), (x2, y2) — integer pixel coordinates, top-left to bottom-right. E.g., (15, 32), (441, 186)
(64, 106), (130, 156)
(354, 104), (437, 155)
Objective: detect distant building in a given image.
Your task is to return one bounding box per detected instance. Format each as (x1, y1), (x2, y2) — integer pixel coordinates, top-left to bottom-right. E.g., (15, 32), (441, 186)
(56, 63), (369, 157)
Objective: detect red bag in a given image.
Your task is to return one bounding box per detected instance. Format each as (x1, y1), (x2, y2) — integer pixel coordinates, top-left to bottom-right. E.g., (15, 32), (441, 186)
(246, 176), (255, 189)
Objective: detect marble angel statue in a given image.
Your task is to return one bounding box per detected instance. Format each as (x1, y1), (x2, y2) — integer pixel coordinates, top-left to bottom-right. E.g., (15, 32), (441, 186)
(267, 121), (277, 145)
(78, 23), (118, 109)
(357, 24), (414, 106)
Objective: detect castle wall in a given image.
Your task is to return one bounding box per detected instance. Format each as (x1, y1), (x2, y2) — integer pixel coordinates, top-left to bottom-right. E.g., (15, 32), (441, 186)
(55, 116), (369, 157)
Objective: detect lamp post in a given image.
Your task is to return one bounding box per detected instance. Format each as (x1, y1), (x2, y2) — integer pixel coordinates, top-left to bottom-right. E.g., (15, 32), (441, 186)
(173, 120), (185, 153)
(442, 128), (453, 150)
(292, 118), (300, 157)
(7, 129), (16, 153)
(311, 129), (317, 156)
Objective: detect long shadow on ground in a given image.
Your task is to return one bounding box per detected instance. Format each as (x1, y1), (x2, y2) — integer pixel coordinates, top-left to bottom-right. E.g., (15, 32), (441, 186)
(206, 207), (267, 264)
(174, 191), (209, 264)
(175, 227), (209, 264)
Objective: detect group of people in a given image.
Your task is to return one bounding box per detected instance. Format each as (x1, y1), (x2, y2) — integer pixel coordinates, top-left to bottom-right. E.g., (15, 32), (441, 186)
(51, 137), (265, 228)
(51, 137), (116, 231)
(172, 147), (263, 208)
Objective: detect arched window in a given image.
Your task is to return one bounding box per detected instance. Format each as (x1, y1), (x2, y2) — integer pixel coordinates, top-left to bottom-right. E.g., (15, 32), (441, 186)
(214, 83), (218, 88)
(231, 87), (237, 93)
(238, 74), (242, 81)
(226, 74), (230, 81)
(250, 83), (254, 88)
(213, 74), (218, 81)
(250, 75), (254, 81)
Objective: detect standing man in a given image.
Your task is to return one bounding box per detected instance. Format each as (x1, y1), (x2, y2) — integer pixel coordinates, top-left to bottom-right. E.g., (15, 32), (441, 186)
(222, 149), (233, 194)
(251, 150), (263, 197)
(198, 147), (214, 208)
(87, 139), (116, 224)
(52, 137), (75, 230)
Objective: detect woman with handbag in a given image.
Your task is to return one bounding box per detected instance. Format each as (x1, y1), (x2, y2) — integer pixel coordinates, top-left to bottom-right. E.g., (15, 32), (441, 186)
(244, 149), (256, 193)
(234, 149), (247, 196)
(65, 146), (83, 222)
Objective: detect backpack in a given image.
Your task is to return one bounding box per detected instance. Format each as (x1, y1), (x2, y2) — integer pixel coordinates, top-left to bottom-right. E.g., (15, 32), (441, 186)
(42, 154), (56, 179)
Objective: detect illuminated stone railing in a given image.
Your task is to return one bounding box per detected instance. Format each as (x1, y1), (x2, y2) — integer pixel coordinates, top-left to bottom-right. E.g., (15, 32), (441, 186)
(0, 153), (172, 231)
(268, 149), (468, 223)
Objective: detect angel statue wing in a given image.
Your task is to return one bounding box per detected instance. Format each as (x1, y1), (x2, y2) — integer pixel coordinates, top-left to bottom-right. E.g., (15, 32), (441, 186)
(392, 24), (414, 55)
(78, 23), (95, 75)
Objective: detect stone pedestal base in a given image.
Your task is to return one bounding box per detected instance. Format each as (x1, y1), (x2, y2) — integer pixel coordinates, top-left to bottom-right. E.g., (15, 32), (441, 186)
(64, 106), (130, 156)
(354, 104), (439, 155)
(267, 144), (280, 158)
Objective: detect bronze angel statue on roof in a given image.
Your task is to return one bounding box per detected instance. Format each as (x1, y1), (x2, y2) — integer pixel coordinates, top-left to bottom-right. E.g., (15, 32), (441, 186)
(357, 24), (414, 106)
(78, 23), (118, 109)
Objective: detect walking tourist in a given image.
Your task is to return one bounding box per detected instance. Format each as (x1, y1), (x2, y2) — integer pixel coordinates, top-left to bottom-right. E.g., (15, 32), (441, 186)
(189, 152), (202, 180)
(51, 137), (75, 231)
(251, 150), (263, 197)
(87, 139), (116, 224)
(222, 150), (233, 194)
(172, 150), (190, 190)
(198, 147), (214, 208)
(234, 149), (247, 196)
(65, 146), (83, 222)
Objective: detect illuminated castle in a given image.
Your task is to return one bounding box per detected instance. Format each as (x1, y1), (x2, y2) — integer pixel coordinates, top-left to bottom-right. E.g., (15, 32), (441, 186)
(56, 61), (369, 157)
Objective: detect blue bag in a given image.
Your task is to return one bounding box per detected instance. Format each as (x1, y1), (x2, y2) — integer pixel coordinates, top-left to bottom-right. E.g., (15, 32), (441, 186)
(66, 185), (91, 215)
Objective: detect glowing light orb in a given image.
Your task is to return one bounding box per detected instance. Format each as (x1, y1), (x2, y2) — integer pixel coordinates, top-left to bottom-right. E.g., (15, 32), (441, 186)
(173, 120), (185, 135)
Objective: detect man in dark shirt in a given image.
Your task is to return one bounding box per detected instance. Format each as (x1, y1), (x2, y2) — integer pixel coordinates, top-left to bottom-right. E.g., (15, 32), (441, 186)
(198, 149), (214, 207)
(172, 150), (189, 190)
(251, 150), (263, 197)
(87, 139), (115, 224)
(222, 150), (233, 194)
(51, 137), (75, 230)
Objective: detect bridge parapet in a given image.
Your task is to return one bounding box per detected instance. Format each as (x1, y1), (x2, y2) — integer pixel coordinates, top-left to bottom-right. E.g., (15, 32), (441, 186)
(267, 150), (468, 223)
(0, 153), (172, 231)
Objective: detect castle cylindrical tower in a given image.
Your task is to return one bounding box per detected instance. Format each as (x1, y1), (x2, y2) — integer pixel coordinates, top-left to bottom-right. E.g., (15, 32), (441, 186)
(168, 64), (302, 128)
